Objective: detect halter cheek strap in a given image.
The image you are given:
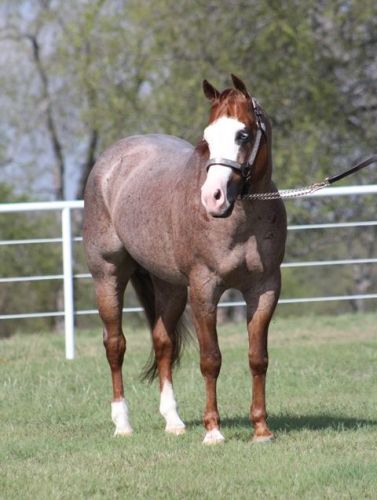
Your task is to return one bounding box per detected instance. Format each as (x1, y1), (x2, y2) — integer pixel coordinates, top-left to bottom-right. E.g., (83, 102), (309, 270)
(205, 97), (267, 179)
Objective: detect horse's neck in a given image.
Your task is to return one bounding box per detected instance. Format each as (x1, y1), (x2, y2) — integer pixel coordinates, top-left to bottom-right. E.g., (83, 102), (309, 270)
(192, 147), (209, 186)
(247, 159), (274, 194)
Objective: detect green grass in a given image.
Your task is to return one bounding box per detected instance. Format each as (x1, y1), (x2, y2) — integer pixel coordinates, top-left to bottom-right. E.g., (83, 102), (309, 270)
(0, 313), (376, 499)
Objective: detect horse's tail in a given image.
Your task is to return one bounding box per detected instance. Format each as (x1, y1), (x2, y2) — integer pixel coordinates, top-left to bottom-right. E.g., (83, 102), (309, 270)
(130, 267), (192, 383)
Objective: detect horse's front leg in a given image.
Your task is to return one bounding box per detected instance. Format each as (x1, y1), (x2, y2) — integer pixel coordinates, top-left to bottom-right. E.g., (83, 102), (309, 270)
(189, 276), (224, 444)
(243, 282), (280, 442)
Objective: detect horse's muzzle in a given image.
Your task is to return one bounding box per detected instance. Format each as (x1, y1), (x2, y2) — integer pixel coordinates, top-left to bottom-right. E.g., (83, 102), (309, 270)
(201, 184), (236, 218)
(201, 163), (240, 217)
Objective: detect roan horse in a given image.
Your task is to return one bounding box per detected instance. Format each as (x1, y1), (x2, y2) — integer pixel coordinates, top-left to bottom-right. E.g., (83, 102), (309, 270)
(83, 75), (287, 444)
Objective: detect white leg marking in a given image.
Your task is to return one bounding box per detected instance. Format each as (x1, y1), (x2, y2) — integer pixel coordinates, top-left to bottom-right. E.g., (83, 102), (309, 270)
(203, 428), (225, 445)
(111, 398), (133, 436)
(252, 434), (274, 443)
(159, 381), (185, 435)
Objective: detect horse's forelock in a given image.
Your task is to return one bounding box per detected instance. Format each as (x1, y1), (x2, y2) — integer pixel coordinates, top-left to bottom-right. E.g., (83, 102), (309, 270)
(208, 89), (253, 127)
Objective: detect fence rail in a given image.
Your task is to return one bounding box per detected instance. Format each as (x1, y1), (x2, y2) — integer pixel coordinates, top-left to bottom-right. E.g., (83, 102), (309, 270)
(1, 185), (376, 359)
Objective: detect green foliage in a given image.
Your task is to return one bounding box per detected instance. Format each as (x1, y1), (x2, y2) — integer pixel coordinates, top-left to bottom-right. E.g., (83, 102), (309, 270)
(0, 315), (376, 498)
(0, 0), (376, 323)
(2, 0), (376, 191)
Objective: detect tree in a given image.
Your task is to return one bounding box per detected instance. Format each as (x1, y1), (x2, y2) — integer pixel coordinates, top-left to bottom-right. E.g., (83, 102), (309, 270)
(1, 0), (376, 197)
(0, 0), (376, 317)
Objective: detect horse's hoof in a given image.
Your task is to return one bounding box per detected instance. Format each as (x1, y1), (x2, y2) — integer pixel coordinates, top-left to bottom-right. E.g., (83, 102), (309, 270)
(114, 428), (133, 437)
(252, 433), (274, 444)
(165, 425), (186, 436)
(203, 428), (225, 445)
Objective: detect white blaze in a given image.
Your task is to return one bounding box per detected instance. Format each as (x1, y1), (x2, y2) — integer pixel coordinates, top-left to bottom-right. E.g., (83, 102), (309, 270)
(203, 164), (234, 191)
(201, 117), (245, 215)
(204, 116), (245, 161)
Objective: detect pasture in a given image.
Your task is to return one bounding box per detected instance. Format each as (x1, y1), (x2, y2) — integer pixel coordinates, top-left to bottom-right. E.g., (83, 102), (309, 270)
(1, 313), (376, 499)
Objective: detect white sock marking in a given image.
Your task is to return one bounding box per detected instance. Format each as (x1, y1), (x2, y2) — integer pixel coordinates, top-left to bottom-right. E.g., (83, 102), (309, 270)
(111, 398), (133, 436)
(159, 381), (185, 432)
(203, 428), (225, 445)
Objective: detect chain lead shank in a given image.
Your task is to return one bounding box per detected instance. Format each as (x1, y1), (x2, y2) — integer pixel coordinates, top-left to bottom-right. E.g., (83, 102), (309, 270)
(239, 155), (377, 201)
(239, 181), (330, 201)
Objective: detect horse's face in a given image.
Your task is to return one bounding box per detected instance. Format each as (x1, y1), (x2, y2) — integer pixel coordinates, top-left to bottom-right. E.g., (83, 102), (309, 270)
(202, 115), (252, 217)
(200, 75), (265, 218)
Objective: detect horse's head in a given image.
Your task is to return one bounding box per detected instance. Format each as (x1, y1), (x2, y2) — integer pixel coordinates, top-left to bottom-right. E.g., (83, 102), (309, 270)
(200, 74), (269, 218)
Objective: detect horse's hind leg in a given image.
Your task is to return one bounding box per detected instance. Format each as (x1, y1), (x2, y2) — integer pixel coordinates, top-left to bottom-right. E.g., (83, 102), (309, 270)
(91, 250), (136, 436)
(152, 277), (187, 435)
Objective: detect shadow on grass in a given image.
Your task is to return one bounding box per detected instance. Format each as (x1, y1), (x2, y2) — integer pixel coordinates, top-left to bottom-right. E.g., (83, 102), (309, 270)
(186, 414), (377, 433)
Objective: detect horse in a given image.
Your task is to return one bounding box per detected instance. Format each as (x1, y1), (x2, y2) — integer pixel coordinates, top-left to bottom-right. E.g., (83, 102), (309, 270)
(83, 74), (287, 444)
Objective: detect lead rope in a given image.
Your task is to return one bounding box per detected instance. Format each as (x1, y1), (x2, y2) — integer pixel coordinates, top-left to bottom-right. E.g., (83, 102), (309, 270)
(240, 181), (329, 200)
(239, 154), (377, 201)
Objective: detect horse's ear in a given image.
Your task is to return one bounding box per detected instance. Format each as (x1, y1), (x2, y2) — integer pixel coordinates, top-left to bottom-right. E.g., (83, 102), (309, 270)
(231, 74), (250, 98)
(203, 80), (220, 102)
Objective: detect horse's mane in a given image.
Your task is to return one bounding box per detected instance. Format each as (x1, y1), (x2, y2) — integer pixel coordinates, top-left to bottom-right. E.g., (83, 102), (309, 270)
(195, 138), (209, 157)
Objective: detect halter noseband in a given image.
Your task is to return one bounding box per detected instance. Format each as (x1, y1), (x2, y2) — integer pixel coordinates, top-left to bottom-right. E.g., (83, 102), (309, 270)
(205, 97), (267, 181)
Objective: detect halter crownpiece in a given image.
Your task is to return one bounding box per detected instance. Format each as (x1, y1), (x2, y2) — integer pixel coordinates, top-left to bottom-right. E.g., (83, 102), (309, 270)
(205, 97), (267, 179)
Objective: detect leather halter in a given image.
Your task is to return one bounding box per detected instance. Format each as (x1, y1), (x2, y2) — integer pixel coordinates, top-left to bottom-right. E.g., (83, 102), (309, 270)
(205, 97), (267, 180)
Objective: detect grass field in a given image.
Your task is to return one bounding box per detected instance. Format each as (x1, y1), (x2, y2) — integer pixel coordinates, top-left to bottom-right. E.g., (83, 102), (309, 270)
(0, 313), (376, 499)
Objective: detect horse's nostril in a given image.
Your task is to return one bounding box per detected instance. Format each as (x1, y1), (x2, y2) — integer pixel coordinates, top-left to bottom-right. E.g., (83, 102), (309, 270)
(214, 189), (221, 201)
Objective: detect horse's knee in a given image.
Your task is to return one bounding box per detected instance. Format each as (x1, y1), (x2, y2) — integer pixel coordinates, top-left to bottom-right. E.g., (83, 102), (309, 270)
(248, 351), (268, 375)
(104, 333), (126, 367)
(200, 349), (222, 378)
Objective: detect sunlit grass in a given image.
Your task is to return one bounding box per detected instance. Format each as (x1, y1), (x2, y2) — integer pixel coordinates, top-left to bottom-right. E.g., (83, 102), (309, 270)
(0, 313), (376, 499)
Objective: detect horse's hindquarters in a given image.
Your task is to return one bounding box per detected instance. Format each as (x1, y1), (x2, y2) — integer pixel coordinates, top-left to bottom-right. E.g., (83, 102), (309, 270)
(101, 136), (193, 285)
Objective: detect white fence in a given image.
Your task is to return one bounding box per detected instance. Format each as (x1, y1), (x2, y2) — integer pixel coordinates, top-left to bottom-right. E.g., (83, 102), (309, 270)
(1, 185), (376, 359)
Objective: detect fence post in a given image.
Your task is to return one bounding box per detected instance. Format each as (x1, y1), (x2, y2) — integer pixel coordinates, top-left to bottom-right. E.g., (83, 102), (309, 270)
(62, 207), (75, 359)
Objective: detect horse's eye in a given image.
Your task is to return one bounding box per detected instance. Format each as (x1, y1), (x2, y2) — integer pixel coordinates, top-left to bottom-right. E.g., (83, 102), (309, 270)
(236, 130), (250, 143)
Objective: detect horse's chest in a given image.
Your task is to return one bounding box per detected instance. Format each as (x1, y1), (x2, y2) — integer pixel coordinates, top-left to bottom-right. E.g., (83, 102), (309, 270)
(218, 236), (264, 279)
(245, 238), (265, 272)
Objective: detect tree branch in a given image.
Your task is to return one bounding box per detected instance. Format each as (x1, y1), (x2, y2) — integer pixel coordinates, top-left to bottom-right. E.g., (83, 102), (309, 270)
(26, 33), (66, 200)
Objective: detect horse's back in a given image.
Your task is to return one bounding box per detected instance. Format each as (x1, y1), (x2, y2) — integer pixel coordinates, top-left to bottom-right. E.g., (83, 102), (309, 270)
(85, 133), (193, 211)
(89, 134), (192, 196)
